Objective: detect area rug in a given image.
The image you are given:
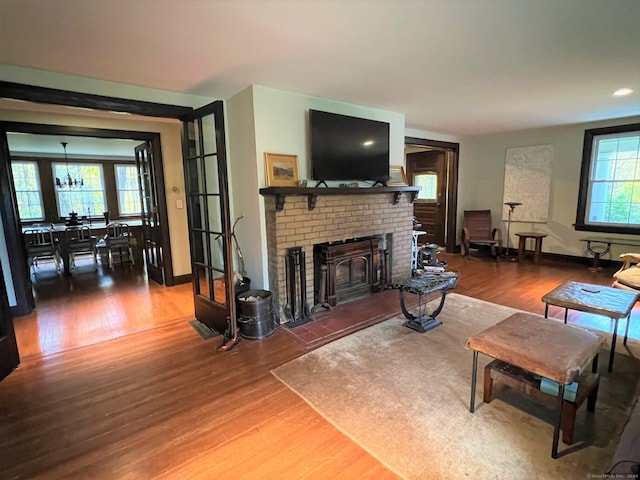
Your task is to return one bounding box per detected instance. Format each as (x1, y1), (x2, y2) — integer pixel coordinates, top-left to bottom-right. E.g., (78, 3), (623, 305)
(272, 293), (640, 480)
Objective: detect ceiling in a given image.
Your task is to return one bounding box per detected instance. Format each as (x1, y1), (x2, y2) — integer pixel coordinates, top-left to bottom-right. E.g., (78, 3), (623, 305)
(1, 0), (639, 138)
(7, 133), (140, 159)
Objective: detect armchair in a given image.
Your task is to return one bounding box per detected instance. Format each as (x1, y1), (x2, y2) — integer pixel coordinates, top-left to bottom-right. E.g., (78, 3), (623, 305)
(612, 253), (640, 292)
(461, 210), (503, 260)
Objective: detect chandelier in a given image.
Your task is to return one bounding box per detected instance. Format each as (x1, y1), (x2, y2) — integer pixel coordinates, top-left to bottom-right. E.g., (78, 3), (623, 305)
(55, 142), (83, 188)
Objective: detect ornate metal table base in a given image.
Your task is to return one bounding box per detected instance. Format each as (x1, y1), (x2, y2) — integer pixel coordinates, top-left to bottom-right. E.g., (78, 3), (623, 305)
(395, 272), (459, 333)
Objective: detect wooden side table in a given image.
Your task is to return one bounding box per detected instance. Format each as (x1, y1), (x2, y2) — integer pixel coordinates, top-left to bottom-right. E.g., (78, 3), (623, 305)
(516, 232), (547, 264)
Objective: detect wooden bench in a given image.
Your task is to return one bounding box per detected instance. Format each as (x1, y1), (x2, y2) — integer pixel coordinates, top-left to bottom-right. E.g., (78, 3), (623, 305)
(484, 359), (600, 444)
(581, 237), (640, 270)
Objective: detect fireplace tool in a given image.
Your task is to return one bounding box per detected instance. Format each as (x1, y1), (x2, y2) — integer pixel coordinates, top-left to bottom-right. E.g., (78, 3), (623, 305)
(284, 246), (312, 328)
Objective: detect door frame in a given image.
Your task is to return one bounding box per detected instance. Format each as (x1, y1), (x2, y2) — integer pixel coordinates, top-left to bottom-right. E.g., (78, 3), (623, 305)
(405, 136), (459, 253)
(0, 81), (195, 378)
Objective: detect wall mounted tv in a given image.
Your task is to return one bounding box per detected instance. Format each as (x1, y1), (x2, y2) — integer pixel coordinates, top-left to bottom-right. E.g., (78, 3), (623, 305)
(310, 109), (390, 184)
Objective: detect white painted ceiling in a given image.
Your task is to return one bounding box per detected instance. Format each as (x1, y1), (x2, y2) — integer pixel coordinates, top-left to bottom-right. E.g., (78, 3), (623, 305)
(1, 0), (639, 140)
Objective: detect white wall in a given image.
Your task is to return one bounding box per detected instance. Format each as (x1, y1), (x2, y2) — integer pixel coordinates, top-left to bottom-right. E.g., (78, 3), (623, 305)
(226, 87), (258, 283)
(228, 85), (406, 289)
(458, 115), (640, 259)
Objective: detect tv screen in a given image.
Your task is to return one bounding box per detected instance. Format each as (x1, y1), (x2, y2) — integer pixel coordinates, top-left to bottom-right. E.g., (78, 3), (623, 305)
(310, 110), (390, 183)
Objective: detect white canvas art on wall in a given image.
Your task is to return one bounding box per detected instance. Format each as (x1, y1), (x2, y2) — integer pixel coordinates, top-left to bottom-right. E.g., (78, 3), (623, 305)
(502, 144), (554, 222)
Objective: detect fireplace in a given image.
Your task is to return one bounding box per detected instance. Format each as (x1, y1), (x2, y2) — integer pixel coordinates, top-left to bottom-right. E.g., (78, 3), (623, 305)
(260, 188), (417, 323)
(314, 236), (381, 307)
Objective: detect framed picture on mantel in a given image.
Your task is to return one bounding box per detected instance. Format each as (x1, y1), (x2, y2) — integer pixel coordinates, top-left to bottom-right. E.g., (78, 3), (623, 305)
(264, 153), (299, 187)
(388, 166), (408, 186)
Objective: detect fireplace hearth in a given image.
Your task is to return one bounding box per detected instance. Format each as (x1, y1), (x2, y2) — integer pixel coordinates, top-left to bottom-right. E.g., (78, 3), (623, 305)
(314, 236), (381, 307)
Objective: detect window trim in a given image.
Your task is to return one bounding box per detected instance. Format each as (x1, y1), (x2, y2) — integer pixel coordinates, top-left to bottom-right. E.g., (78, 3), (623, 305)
(575, 122), (640, 235)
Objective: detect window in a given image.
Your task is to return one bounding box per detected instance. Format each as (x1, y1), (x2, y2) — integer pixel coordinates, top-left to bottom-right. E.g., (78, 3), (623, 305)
(414, 173), (438, 201)
(53, 162), (106, 218)
(11, 161), (44, 220)
(115, 164), (141, 215)
(576, 123), (640, 234)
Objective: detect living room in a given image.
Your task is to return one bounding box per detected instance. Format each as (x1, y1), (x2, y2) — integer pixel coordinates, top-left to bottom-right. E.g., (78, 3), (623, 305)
(1, 1), (639, 478)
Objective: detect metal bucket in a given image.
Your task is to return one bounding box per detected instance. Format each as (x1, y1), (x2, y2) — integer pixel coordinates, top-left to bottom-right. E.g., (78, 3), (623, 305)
(237, 289), (275, 340)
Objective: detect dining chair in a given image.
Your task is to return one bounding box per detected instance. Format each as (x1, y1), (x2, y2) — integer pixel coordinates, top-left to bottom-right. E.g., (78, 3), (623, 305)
(65, 225), (98, 271)
(105, 222), (136, 269)
(24, 228), (61, 274)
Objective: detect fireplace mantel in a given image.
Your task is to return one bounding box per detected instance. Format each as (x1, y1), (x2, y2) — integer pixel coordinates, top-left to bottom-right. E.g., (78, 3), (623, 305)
(260, 186), (421, 211)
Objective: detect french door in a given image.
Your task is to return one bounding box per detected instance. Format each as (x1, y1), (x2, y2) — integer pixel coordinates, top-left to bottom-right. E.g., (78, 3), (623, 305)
(181, 101), (237, 343)
(135, 141), (164, 285)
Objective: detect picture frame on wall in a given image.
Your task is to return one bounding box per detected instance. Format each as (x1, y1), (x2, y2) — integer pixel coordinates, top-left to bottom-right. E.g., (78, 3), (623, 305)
(387, 166), (408, 186)
(264, 153), (300, 187)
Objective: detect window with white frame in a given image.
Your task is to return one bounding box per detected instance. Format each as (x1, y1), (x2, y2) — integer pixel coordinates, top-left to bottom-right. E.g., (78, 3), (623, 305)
(576, 123), (640, 233)
(53, 162), (106, 218)
(115, 164), (141, 215)
(11, 161), (44, 220)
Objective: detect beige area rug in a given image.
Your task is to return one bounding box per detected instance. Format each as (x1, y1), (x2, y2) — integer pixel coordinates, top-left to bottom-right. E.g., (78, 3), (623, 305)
(272, 293), (640, 480)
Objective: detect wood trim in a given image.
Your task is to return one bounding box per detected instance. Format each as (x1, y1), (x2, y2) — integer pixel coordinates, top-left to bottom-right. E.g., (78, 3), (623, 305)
(0, 81), (193, 119)
(404, 137), (459, 253)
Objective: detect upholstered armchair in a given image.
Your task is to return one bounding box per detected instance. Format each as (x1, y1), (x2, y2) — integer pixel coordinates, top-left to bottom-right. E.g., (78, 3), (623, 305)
(612, 253), (640, 292)
(461, 210), (503, 260)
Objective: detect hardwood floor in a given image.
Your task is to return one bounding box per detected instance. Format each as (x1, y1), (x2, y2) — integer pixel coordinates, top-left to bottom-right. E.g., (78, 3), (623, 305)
(1, 253), (638, 479)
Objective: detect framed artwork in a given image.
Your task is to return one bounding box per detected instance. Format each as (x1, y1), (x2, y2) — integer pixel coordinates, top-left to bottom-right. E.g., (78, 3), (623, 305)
(387, 166), (408, 186)
(264, 153), (300, 187)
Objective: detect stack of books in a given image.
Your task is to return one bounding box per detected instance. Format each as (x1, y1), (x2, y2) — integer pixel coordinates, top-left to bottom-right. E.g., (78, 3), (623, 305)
(540, 378), (578, 402)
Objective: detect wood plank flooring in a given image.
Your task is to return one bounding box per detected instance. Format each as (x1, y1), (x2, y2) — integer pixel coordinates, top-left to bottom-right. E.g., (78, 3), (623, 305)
(1, 253), (638, 479)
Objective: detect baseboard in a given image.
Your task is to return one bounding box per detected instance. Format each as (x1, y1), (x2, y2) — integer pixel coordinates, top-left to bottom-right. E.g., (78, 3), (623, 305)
(172, 274), (192, 285)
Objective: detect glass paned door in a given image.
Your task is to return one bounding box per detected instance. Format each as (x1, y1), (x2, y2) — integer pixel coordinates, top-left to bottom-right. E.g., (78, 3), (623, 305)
(135, 142), (164, 285)
(181, 101), (236, 341)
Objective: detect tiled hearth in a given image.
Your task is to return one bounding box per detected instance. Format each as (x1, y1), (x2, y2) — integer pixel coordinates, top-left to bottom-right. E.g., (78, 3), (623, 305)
(279, 287), (419, 349)
(261, 189), (416, 323)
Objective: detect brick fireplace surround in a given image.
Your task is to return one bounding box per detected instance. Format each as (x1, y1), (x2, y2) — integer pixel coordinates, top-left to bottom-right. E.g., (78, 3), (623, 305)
(261, 189), (416, 323)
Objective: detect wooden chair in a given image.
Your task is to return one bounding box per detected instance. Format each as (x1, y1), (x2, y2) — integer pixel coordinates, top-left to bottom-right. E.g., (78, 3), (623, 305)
(24, 228), (61, 274)
(105, 222), (136, 269)
(65, 226), (97, 271)
(461, 210), (503, 260)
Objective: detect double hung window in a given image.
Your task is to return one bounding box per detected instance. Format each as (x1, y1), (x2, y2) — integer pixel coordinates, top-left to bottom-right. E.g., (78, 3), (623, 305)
(53, 162), (106, 218)
(576, 123), (640, 234)
(12, 161), (44, 221)
(115, 165), (141, 216)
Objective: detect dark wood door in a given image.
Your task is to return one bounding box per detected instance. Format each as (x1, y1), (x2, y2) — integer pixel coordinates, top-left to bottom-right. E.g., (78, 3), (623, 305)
(407, 150), (447, 247)
(0, 251), (20, 381)
(181, 101), (237, 343)
(135, 142), (164, 285)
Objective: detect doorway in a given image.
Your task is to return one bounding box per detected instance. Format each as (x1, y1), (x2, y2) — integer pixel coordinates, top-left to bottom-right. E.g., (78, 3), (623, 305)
(1, 122), (176, 313)
(405, 137), (459, 253)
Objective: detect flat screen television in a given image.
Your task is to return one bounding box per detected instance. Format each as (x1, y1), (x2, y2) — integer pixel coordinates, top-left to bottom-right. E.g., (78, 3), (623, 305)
(310, 109), (390, 184)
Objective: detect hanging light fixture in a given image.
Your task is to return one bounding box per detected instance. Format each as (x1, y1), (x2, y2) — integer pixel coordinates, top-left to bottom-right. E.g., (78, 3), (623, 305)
(55, 141), (83, 188)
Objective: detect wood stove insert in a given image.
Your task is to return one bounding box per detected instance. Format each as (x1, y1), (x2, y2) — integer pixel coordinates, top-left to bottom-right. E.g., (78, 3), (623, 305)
(314, 236), (381, 307)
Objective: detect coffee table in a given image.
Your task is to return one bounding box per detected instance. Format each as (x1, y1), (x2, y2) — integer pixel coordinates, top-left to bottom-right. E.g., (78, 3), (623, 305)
(467, 312), (606, 459)
(541, 281), (639, 372)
